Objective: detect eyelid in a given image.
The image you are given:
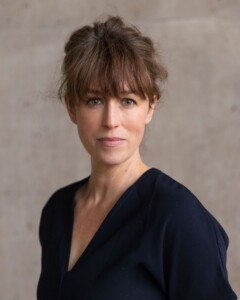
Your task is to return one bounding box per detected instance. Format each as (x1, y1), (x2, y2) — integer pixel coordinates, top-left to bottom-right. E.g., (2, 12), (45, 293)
(121, 98), (137, 105)
(86, 97), (103, 106)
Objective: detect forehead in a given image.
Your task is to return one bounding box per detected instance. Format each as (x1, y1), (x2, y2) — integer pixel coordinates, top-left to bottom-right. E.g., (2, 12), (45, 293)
(86, 88), (137, 96)
(85, 82), (143, 97)
(86, 65), (145, 91)
(85, 89), (148, 102)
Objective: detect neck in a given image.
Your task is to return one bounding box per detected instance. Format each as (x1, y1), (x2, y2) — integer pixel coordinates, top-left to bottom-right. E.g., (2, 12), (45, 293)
(82, 151), (149, 206)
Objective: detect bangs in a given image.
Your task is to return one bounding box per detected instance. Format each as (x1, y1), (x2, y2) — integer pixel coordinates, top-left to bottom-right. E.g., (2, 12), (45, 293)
(59, 17), (168, 108)
(72, 38), (153, 104)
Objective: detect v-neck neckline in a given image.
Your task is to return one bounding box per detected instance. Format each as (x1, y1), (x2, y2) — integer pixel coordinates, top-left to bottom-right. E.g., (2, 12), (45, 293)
(65, 168), (156, 274)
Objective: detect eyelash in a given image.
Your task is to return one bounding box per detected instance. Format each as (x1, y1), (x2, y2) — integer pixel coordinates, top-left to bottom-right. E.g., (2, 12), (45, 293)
(86, 98), (103, 106)
(85, 97), (137, 107)
(121, 98), (137, 106)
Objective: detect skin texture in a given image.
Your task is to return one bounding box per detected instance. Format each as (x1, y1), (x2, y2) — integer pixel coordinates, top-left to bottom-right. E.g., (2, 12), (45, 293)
(67, 89), (156, 168)
(66, 87), (157, 271)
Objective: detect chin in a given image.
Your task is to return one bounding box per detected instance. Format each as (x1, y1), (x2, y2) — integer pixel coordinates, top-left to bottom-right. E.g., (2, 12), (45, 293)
(94, 153), (131, 167)
(97, 157), (125, 166)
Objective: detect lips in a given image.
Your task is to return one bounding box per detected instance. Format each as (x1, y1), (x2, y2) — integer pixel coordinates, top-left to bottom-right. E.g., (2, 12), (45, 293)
(97, 137), (125, 147)
(98, 137), (124, 141)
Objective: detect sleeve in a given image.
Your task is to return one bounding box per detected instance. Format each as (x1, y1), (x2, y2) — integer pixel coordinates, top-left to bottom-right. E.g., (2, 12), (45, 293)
(162, 193), (238, 300)
(37, 194), (61, 300)
(38, 203), (48, 248)
(38, 196), (55, 248)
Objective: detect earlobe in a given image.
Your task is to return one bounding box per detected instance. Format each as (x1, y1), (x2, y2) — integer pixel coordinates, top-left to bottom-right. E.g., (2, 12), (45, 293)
(65, 99), (77, 124)
(145, 107), (154, 125)
(145, 95), (157, 124)
(68, 107), (77, 124)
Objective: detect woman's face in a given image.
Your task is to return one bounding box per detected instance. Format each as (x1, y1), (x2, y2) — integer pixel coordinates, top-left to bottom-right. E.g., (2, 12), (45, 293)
(68, 86), (156, 167)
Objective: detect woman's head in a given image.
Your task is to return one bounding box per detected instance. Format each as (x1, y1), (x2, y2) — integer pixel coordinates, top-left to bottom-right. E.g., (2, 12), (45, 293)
(58, 16), (168, 108)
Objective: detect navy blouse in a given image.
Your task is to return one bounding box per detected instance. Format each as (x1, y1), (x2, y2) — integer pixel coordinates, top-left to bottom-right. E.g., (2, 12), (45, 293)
(37, 168), (237, 300)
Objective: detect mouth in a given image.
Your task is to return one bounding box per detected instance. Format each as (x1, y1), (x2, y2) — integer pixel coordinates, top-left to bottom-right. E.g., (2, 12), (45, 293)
(97, 137), (125, 147)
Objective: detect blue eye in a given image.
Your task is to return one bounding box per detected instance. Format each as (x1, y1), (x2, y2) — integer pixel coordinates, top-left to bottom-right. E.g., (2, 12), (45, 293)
(121, 98), (137, 106)
(86, 98), (103, 106)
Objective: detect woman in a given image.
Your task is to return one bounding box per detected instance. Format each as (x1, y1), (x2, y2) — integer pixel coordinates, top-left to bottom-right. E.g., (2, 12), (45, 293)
(37, 16), (237, 300)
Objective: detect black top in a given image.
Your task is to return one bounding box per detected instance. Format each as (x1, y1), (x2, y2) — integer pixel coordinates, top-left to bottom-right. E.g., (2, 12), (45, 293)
(37, 168), (237, 300)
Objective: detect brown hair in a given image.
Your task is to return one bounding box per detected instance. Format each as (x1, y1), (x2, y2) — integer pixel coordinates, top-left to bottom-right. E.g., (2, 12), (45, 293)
(58, 16), (168, 108)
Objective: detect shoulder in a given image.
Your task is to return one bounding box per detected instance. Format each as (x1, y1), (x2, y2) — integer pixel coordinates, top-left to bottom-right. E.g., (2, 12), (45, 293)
(140, 168), (203, 215)
(144, 170), (236, 299)
(38, 176), (89, 246)
(41, 176), (89, 216)
(142, 168), (228, 246)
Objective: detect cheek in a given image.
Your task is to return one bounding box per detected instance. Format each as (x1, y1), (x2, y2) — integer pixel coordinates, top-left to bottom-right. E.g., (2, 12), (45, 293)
(76, 112), (98, 132)
(75, 115), (97, 145)
(126, 112), (147, 138)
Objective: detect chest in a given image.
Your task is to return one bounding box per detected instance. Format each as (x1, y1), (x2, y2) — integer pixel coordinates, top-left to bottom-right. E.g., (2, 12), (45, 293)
(38, 188), (167, 300)
(60, 214), (166, 300)
(68, 202), (116, 271)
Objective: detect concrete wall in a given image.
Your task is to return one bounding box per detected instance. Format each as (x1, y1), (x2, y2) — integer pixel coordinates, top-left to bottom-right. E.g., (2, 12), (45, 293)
(0, 0), (239, 298)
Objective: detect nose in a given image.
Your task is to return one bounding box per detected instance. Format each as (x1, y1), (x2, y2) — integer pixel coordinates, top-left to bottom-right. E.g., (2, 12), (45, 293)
(102, 100), (120, 129)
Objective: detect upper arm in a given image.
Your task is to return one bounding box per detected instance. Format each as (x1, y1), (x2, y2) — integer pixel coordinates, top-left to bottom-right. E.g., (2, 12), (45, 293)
(162, 194), (237, 300)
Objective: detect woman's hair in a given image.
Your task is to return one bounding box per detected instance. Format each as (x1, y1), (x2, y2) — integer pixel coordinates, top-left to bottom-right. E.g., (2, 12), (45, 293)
(58, 16), (168, 108)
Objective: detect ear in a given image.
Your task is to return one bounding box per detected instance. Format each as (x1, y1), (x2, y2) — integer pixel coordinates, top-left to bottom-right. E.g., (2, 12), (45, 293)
(65, 98), (77, 124)
(145, 95), (157, 125)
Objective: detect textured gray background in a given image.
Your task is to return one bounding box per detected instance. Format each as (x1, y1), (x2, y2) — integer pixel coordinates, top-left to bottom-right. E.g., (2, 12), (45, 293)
(0, 0), (239, 299)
